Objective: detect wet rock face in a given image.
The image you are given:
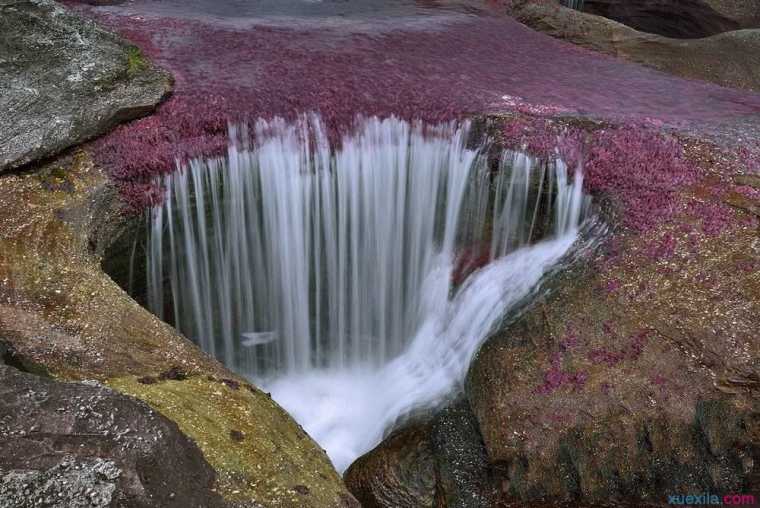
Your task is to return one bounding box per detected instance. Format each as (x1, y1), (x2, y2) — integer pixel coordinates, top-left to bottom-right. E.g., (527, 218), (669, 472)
(346, 123), (760, 505)
(467, 315), (760, 504)
(0, 0), (171, 173)
(0, 364), (226, 508)
(345, 422), (438, 508)
(345, 400), (496, 508)
(581, 0), (741, 38)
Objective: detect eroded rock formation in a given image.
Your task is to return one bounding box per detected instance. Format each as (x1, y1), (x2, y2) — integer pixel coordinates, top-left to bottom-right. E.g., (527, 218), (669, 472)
(345, 115), (760, 507)
(581, 0), (742, 38)
(0, 362), (226, 508)
(506, 0), (760, 92)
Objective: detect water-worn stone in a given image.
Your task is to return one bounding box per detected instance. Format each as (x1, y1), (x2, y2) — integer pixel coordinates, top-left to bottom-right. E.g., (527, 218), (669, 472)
(0, 364), (226, 508)
(0, 0), (171, 172)
(344, 127), (760, 507)
(580, 0), (744, 38)
(506, 0), (760, 92)
(345, 422), (437, 508)
(345, 400), (496, 508)
(462, 196), (760, 505)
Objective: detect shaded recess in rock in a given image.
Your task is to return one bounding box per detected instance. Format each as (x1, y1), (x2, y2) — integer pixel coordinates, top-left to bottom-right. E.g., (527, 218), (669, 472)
(581, 0), (741, 38)
(506, 0), (760, 92)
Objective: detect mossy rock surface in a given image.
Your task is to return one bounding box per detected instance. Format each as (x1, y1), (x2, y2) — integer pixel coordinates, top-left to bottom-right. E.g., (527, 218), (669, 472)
(108, 375), (355, 507)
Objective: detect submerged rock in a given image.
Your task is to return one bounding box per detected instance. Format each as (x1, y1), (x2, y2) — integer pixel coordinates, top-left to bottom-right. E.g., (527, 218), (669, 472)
(0, 363), (226, 507)
(0, 0), (171, 172)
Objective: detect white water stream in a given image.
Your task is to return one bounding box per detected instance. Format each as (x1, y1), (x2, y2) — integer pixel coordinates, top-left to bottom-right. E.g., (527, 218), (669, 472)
(147, 116), (589, 471)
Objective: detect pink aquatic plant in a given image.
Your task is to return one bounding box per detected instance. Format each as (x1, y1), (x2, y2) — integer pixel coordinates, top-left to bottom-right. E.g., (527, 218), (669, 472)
(61, 2), (760, 215)
(502, 117), (699, 232)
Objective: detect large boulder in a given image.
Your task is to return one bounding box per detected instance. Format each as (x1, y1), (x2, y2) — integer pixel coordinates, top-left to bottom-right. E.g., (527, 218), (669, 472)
(0, 362), (226, 508)
(344, 118), (760, 507)
(506, 0), (760, 92)
(0, 0), (171, 173)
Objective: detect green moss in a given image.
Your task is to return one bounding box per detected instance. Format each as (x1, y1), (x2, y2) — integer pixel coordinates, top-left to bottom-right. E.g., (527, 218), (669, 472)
(107, 375), (349, 507)
(126, 46), (148, 77)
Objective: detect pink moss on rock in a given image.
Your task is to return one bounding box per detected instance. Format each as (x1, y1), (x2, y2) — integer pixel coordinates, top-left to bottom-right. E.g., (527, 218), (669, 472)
(502, 117), (700, 231)
(62, 2), (760, 212)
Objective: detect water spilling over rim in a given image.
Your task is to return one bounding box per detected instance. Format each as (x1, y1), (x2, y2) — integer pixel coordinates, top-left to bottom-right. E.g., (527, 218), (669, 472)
(144, 115), (594, 471)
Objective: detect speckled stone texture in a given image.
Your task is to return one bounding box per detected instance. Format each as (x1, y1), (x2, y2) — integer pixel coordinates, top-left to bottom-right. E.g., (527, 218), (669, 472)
(0, 0), (171, 173)
(0, 362), (226, 508)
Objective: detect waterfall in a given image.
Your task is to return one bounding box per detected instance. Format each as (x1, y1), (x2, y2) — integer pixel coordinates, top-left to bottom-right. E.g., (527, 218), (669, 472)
(146, 115), (590, 470)
(562, 0), (585, 10)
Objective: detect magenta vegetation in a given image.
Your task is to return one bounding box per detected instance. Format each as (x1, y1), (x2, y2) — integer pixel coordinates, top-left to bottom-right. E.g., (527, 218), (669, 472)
(65, 2), (760, 213)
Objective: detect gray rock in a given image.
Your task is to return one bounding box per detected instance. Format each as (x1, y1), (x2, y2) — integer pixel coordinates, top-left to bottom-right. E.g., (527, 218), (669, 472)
(0, 0), (171, 173)
(0, 364), (227, 508)
(0, 458), (120, 508)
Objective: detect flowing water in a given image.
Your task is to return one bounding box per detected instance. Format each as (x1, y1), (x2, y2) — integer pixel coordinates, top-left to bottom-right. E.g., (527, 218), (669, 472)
(146, 115), (589, 470)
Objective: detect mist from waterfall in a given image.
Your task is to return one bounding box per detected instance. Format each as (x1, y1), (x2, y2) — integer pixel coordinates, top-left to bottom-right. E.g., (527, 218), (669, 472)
(146, 115), (590, 471)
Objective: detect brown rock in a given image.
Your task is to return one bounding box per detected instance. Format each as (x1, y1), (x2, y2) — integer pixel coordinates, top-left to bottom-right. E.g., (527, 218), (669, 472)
(465, 217), (760, 504)
(581, 0), (743, 38)
(345, 400), (496, 508)
(345, 422), (437, 508)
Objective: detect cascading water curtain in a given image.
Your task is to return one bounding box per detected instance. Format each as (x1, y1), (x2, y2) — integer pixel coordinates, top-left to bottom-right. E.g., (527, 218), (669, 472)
(147, 115), (589, 379)
(562, 0), (585, 10)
